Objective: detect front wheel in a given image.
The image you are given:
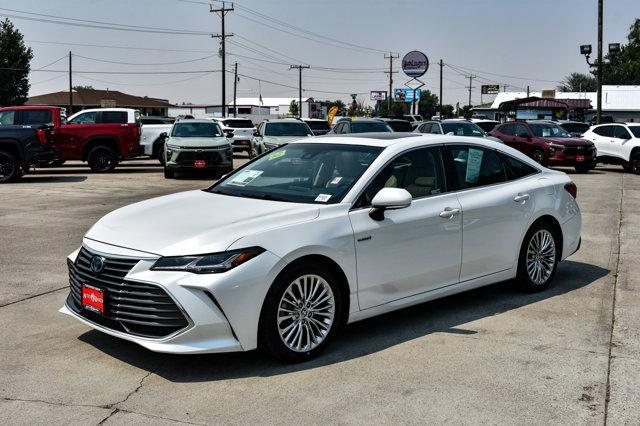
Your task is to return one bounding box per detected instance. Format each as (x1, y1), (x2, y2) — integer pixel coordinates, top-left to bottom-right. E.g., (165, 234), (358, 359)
(0, 150), (21, 183)
(629, 154), (640, 175)
(531, 149), (546, 166)
(516, 222), (560, 292)
(259, 263), (343, 362)
(87, 146), (118, 172)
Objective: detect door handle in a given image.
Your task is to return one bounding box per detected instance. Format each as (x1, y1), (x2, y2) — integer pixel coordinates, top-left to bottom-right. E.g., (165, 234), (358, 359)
(439, 207), (461, 218)
(514, 193), (530, 203)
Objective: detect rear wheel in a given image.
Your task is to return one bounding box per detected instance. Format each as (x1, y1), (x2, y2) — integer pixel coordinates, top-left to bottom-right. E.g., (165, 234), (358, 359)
(531, 149), (546, 166)
(0, 150), (21, 183)
(87, 146), (118, 172)
(630, 154), (640, 175)
(516, 221), (560, 292)
(259, 263), (343, 362)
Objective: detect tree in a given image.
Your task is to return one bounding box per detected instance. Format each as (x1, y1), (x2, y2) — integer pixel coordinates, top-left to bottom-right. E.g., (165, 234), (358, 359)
(417, 90), (439, 119)
(288, 100), (298, 116)
(0, 19), (33, 106)
(440, 104), (454, 118)
(599, 18), (640, 85)
(558, 72), (597, 92)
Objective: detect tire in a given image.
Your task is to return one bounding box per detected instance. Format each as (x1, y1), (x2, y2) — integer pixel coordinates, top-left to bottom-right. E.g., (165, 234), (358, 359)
(531, 149), (546, 166)
(163, 167), (175, 179)
(249, 143), (258, 159)
(0, 150), (22, 183)
(574, 164), (591, 173)
(87, 146), (118, 172)
(259, 262), (344, 363)
(516, 221), (560, 292)
(630, 154), (640, 175)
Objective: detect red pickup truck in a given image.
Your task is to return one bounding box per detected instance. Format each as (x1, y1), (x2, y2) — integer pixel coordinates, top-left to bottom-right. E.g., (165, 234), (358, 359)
(0, 106), (143, 172)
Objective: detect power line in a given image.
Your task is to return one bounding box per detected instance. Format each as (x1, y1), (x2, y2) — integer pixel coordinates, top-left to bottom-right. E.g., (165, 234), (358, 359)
(26, 39), (215, 54)
(73, 53), (218, 66)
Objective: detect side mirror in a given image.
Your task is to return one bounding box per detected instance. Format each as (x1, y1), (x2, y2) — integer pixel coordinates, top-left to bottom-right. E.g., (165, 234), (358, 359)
(369, 188), (412, 221)
(160, 132), (168, 138)
(225, 131), (234, 138)
(253, 131), (260, 137)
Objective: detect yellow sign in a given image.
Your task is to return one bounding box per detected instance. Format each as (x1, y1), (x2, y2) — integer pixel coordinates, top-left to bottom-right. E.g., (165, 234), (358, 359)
(327, 106), (339, 125)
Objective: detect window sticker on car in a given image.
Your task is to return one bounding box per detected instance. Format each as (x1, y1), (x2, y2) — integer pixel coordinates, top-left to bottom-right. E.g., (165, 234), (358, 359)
(314, 194), (332, 202)
(329, 176), (342, 185)
(228, 170), (263, 186)
(268, 150), (286, 160)
(542, 129), (551, 137)
(465, 148), (484, 184)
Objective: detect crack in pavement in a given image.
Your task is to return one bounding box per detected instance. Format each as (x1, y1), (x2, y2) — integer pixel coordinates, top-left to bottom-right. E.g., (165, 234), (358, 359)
(0, 286), (67, 308)
(604, 173), (624, 425)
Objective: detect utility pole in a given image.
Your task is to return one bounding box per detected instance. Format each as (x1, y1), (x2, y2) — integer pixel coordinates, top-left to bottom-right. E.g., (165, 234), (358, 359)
(68, 51), (73, 115)
(384, 52), (399, 114)
(439, 59), (443, 117)
(211, 2), (234, 118)
(290, 65), (310, 118)
(596, 0), (603, 124)
(466, 75), (476, 108)
(526, 85), (530, 97)
(233, 61), (238, 117)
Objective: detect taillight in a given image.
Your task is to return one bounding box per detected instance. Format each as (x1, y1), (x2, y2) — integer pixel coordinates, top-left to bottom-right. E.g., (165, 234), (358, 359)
(36, 128), (47, 145)
(564, 182), (577, 199)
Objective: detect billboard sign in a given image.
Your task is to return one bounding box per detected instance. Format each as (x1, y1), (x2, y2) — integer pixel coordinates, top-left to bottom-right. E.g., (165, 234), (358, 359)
(481, 85), (500, 95)
(370, 91), (387, 101)
(401, 51), (429, 78)
(393, 88), (421, 103)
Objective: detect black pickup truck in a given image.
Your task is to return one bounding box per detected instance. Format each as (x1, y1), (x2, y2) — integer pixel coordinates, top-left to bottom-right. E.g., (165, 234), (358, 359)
(0, 124), (57, 183)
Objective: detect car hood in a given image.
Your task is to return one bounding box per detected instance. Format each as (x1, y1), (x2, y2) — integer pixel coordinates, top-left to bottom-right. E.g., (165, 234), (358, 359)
(167, 136), (230, 148)
(85, 190), (320, 256)
(542, 137), (593, 147)
(262, 135), (312, 145)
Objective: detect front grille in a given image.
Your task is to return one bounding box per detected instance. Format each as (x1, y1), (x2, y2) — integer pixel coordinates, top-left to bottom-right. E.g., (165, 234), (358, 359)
(175, 150), (222, 166)
(67, 247), (189, 338)
(563, 146), (596, 156)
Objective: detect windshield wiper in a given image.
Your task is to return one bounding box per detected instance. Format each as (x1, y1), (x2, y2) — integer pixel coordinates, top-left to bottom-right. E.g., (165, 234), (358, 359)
(239, 192), (290, 202)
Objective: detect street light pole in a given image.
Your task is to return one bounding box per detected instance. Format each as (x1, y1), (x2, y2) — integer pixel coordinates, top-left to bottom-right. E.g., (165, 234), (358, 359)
(597, 0), (603, 124)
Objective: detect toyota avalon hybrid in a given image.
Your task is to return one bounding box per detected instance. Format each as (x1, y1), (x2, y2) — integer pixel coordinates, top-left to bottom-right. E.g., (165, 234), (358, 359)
(61, 134), (581, 362)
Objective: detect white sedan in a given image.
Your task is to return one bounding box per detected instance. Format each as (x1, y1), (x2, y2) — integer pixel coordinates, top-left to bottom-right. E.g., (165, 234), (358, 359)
(60, 134), (581, 362)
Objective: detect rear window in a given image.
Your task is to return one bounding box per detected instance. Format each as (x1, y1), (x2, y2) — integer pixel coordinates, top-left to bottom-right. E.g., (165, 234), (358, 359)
(223, 119), (254, 128)
(593, 125), (614, 137)
(22, 109), (52, 125)
(387, 120), (413, 132)
(305, 120), (331, 131)
(101, 111), (128, 124)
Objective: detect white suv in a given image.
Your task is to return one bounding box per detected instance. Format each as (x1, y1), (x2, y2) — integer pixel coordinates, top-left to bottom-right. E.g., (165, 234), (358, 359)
(583, 123), (640, 174)
(213, 118), (256, 156)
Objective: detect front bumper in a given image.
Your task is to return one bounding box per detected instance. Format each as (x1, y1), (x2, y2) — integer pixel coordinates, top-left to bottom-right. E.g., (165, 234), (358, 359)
(60, 240), (285, 354)
(165, 146), (233, 171)
(547, 146), (596, 167)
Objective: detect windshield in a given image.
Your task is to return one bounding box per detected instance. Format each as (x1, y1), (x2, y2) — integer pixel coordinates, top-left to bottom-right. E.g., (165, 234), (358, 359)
(209, 143), (383, 204)
(171, 122), (222, 137)
(223, 119), (253, 128)
(629, 126), (640, 138)
(441, 122), (485, 137)
(265, 122), (313, 136)
(530, 123), (571, 138)
(351, 121), (391, 133)
(305, 120), (331, 131)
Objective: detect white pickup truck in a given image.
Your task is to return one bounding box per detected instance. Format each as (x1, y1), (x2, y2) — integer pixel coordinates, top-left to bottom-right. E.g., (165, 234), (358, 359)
(140, 116), (174, 164)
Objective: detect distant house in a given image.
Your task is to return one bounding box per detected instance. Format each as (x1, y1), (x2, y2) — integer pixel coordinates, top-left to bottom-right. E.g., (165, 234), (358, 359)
(26, 88), (170, 116)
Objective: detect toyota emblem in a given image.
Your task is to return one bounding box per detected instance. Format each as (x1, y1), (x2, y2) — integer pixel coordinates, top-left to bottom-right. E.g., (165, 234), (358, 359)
(90, 255), (105, 274)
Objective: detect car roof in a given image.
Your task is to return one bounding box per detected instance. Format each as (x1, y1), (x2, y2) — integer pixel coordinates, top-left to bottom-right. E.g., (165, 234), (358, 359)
(174, 119), (218, 124)
(265, 119), (305, 123)
(74, 108), (135, 112)
(0, 105), (63, 110)
(294, 133), (477, 148)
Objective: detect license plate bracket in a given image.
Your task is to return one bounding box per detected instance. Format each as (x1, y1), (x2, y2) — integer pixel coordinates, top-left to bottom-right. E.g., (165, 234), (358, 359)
(82, 284), (105, 314)
(194, 160), (207, 168)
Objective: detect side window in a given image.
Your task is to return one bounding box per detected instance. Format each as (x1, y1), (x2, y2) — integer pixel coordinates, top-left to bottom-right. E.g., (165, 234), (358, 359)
(613, 125), (632, 140)
(430, 124), (441, 134)
(593, 125), (614, 137)
(419, 123), (432, 133)
(499, 124), (515, 135)
(447, 145), (506, 189)
(358, 147), (446, 206)
(334, 123), (344, 134)
(501, 153), (539, 180)
(101, 111), (128, 124)
(0, 110), (16, 125)
(21, 110), (52, 125)
(515, 124), (529, 138)
(69, 112), (97, 124)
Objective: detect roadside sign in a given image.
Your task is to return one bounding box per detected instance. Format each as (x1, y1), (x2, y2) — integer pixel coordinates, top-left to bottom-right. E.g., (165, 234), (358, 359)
(481, 85), (500, 95)
(370, 91), (387, 101)
(401, 51), (429, 78)
(393, 88), (421, 103)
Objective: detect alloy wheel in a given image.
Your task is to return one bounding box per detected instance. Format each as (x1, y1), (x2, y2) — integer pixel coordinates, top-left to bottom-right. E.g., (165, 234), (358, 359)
(277, 274), (335, 353)
(0, 153), (16, 182)
(526, 229), (556, 285)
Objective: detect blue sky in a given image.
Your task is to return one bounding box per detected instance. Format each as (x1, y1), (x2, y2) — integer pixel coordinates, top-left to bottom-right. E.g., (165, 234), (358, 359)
(4, 0), (639, 106)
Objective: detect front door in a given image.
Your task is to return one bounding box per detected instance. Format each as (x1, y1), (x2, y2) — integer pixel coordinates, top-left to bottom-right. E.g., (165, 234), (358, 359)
(349, 146), (462, 309)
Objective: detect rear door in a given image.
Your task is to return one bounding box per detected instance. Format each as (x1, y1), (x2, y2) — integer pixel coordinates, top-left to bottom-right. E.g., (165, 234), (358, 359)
(589, 125), (616, 158)
(611, 125), (633, 161)
(445, 144), (536, 281)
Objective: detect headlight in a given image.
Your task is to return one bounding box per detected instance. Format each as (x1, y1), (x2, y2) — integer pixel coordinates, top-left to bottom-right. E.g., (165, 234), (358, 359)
(548, 143), (564, 150)
(151, 247), (265, 274)
(166, 144), (180, 149)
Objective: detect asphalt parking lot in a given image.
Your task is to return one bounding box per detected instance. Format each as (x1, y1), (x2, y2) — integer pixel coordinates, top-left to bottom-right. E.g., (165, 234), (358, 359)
(1, 160), (638, 425)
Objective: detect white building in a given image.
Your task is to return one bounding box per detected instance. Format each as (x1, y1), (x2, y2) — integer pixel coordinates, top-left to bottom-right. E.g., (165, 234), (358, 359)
(475, 86), (640, 122)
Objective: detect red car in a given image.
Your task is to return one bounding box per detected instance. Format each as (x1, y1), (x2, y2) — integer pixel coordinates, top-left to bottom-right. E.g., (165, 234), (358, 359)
(0, 106), (142, 172)
(490, 120), (596, 172)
